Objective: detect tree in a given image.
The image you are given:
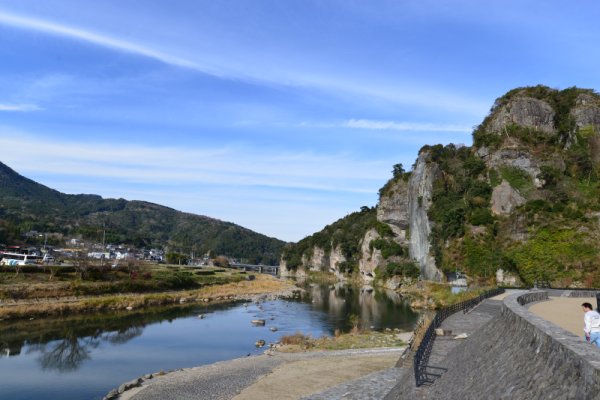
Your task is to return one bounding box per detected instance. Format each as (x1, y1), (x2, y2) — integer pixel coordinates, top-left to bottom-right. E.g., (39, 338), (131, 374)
(73, 251), (91, 280)
(392, 163), (405, 178)
(166, 252), (188, 265)
(125, 257), (141, 279)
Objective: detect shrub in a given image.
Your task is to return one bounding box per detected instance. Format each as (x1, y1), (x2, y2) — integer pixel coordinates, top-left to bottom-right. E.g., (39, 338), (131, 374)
(380, 261), (420, 279)
(469, 208), (494, 226)
(369, 239), (405, 258)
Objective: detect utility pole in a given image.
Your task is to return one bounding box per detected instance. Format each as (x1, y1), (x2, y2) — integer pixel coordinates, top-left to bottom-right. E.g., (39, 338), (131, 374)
(101, 222), (106, 268)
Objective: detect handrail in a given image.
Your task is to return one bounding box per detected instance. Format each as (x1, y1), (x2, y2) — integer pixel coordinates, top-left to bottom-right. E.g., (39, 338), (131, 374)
(413, 287), (505, 387)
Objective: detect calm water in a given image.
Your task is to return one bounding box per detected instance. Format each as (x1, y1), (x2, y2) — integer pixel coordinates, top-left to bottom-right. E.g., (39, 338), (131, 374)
(0, 283), (418, 400)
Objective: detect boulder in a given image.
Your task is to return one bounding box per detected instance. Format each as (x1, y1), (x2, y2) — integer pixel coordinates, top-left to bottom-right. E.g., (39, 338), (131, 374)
(251, 319), (266, 326)
(491, 180), (526, 215)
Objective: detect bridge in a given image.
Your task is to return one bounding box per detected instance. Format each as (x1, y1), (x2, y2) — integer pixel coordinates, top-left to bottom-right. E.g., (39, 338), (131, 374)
(229, 263), (279, 276)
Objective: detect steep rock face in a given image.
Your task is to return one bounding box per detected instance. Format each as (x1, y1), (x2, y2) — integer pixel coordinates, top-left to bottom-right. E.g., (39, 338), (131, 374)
(279, 257), (291, 276)
(302, 246), (329, 272)
(572, 94), (600, 128)
(377, 179), (410, 240)
(358, 228), (384, 282)
(488, 96), (555, 134)
(490, 180), (526, 216)
(408, 153), (443, 281)
(485, 148), (543, 187)
(279, 257), (308, 277)
(328, 245), (346, 274)
(572, 93), (600, 165)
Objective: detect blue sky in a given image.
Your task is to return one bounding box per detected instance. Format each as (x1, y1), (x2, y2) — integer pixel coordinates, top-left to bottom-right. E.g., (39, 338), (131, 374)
(1, 1), (599, 242)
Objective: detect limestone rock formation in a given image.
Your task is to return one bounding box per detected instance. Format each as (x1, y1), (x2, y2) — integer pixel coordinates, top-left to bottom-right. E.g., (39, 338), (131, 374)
(282, 86), (600, 287)
(408, 153), (443, 281)
(358, 228), (384, 282)
(328, 245), (347, 277)
(488, 96), (555, 134)
(490, 180), (526, 216)
(571, 93), (600, 128)
(377, 178), (410, 240)
(302, 246), (329, 272)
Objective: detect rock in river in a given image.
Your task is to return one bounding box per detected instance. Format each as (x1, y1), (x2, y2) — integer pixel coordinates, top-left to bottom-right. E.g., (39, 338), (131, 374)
(251, 319), (266, 326)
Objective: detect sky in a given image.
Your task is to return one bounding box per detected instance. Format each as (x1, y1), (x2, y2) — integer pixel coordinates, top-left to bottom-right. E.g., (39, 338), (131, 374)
(1, 1), (600, 242)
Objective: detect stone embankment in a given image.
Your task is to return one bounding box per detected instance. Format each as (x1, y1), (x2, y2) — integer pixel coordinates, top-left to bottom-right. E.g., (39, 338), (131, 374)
(386, 290), (600, 400)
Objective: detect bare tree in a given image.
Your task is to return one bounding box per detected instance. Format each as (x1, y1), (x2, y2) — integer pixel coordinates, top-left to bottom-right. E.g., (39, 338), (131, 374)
(125, 257), (141, 279)
(73, 251), (91, 280)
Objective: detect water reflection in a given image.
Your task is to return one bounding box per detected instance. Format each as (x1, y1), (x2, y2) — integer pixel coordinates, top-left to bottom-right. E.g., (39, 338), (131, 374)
(301, 282), (418, 332)
(38, 335), (93, 372)
(0, 306), (204, 368)
(0, 283), (419, 400)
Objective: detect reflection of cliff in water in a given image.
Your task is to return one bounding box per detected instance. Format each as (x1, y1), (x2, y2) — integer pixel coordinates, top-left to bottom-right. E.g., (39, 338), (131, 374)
(301, 283), (419, 332)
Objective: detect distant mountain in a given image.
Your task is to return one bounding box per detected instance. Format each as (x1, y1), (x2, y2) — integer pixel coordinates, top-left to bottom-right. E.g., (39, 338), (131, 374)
(0, 162), (285, 264)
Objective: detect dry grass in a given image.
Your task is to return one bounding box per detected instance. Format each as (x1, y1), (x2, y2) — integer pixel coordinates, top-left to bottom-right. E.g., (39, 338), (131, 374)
(277, 330), (407, 353)
(280, 332), (312, 346)
(0, 274), (297, 319)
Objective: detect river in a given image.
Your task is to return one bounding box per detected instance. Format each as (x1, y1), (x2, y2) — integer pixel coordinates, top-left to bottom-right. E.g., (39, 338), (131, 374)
(0, 283), (419, 400)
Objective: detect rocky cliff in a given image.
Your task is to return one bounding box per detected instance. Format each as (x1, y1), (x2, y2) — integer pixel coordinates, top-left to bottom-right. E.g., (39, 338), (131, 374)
(282, 85), (600, 287)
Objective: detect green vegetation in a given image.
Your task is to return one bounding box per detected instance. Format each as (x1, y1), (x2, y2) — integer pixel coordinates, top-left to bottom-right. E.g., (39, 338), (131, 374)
(0, 162), (284, 264)
(369, 238), (404, 258)
(282, 207), (380, 273)
(378, 261), (420, 280)
(423, 144), (494, 270)
(378, 163), (411, 200)
(497, 165), (534, 195)
(429, 86), (600, 285)
(508, 228), (598, 285)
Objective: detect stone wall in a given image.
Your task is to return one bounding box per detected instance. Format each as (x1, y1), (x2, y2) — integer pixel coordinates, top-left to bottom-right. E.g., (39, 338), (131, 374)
(422, 291), (600, 399)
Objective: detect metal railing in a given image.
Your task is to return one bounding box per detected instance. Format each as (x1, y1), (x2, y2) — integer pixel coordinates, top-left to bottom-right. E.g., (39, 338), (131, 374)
(413, 287), (505, 387)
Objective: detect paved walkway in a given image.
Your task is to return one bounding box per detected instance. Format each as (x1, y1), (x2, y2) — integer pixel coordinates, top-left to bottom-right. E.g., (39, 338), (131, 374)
(122, 347), (404, 400)
(384, 293), (516, 399)
(120, 291), (519, 400)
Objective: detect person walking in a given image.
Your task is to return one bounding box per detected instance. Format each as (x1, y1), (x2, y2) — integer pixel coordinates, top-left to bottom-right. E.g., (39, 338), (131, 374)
(582, 302), (600, 348)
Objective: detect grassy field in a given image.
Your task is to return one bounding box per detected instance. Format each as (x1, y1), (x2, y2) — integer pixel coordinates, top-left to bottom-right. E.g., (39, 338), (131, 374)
(0, 262), (245, 299)
(0, 262), (298, 319)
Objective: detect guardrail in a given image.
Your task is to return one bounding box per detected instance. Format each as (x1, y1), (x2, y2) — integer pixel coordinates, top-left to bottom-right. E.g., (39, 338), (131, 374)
(413, 287), (505, 387)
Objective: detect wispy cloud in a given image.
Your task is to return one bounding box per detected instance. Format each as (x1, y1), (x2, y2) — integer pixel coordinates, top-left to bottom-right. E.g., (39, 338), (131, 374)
(0, 129), (390, 195)
(343, 119), (472, 132)
(0, 11), (201, 72)
(0, 103), (42, 112)
(0, 10), (486, 116)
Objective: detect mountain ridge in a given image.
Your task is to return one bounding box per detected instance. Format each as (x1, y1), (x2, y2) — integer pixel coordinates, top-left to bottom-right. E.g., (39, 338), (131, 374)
(0, 162), (285, 264)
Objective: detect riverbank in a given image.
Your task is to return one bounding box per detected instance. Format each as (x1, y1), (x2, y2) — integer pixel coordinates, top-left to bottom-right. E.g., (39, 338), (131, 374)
(0, 274), (299, 319)
(114, 347), (405, 400)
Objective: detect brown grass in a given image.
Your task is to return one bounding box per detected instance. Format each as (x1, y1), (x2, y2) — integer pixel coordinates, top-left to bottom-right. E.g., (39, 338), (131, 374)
(0, 274), (297, 319)
(277, 330), (407, 353)
(280, 332), (312, 346)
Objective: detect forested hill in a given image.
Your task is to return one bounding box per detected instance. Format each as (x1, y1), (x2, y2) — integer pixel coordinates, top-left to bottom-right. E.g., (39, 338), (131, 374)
(282, 86), (600, 287)
(0, 162), (285, 264)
